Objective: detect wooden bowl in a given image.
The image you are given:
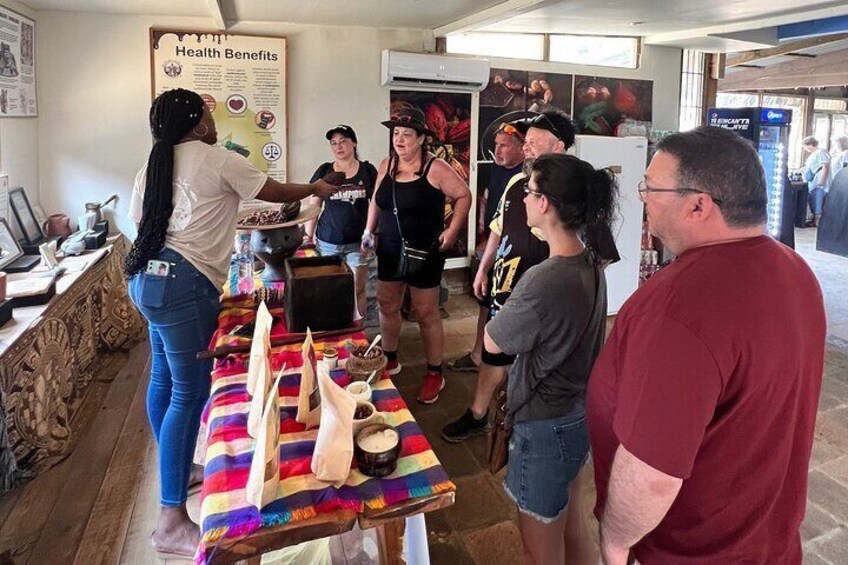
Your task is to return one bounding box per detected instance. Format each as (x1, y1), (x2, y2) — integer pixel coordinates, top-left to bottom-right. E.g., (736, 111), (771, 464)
(346, 346), (387, 382)
(354, 423), (402, 478)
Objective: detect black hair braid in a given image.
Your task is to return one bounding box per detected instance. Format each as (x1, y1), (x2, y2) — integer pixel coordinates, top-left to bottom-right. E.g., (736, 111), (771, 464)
(531, 153), (620, 264)
(124, 89), (204, 278)
(583, 168), (620, 264)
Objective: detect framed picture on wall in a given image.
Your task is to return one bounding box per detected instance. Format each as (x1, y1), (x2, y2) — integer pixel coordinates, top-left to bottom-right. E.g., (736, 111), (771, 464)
(9, 186), (43, 245)
(0, 218), (24, 270)
(150, 28), (287, 205)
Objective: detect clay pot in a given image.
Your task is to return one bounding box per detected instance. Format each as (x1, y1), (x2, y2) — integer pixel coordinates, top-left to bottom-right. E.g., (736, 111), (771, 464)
(249, 225), (303, 281)
(43, 214), (72, 237)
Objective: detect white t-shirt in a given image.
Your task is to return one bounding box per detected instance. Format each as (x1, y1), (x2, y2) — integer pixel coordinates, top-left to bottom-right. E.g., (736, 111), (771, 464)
(129, 141), (267, 289)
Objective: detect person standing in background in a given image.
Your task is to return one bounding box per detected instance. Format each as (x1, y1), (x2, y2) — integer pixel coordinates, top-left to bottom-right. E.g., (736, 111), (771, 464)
(450, 122), (525, 372)
(306, 125), (378, 318)
(362, 107), (471, 404)
(831, 135), (848, 177)
(442, 110), (575, 442)
(802, 136), (831, 227)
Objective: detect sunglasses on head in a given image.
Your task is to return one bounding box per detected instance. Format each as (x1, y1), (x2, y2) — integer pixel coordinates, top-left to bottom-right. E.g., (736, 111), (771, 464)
(391, 114), (414, 124)
(497, 122), (525, 140)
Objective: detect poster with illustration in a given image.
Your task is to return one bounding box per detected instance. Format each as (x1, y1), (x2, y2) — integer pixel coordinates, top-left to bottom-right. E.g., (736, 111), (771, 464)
(477, 68), (573, 160)
(389, 91), (472, 258)
(0, 5), (37, 116)
(573, 75), (652, 136)
(151, 29), (287, 191)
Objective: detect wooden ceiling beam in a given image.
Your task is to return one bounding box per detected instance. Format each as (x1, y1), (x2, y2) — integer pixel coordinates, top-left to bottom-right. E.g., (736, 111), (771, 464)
(719, 48), (848, 91)
(726, 32), (848, 67)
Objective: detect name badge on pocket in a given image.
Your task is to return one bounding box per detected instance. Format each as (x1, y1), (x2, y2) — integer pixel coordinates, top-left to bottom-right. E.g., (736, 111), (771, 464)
(146, 259), (172, 277)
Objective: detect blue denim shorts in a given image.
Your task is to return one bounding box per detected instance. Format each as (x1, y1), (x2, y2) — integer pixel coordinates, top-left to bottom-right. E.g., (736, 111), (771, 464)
(316, 239), (371, 268)
(504, 413), (590, 523)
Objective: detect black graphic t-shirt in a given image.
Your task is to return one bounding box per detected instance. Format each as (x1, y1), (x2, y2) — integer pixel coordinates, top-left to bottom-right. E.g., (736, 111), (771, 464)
(489, 173), (550, 318)
(310, 161), (377, 245)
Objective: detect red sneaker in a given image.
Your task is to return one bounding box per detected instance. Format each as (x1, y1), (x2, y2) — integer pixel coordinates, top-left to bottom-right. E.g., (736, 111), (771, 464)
(386, 359), (403, 376)
(417, 372), (446, 404)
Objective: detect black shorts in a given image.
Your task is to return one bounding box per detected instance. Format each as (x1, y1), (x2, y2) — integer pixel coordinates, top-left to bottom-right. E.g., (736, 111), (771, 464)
(377, 248), (445, 289)
(482, 307), (515, 366)
(475, 267), (494, 309)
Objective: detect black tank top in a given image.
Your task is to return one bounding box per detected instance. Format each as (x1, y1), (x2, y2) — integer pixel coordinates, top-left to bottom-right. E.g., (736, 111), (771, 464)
(375, 157), (445, 250)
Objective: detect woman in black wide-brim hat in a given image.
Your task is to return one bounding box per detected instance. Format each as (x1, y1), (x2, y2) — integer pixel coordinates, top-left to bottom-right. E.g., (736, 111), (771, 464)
(362, 107), (471, 404)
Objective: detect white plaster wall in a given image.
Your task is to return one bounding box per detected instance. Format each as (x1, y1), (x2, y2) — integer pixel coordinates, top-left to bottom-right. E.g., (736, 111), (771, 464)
(35, 10), (681, 238)
(0, 0), (39, 236)
(36, 12), (432, 236)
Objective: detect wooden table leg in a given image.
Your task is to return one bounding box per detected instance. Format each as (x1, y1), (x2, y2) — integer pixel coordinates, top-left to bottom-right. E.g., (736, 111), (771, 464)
(376, 517), (406, 565)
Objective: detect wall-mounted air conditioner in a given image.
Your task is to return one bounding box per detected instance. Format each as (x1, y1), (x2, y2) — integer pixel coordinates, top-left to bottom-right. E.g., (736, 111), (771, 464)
(381, 50), (490, 92)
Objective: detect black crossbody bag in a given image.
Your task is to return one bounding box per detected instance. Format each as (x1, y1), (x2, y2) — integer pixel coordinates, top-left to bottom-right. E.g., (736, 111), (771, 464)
(391, 174), (436, 279)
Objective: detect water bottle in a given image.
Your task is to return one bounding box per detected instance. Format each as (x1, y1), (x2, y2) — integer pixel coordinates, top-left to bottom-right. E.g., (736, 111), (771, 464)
(234, 232), (254, 295)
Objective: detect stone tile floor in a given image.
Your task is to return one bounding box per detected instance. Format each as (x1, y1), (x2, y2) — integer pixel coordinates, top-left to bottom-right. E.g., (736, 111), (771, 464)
(382, 226), (848, 564)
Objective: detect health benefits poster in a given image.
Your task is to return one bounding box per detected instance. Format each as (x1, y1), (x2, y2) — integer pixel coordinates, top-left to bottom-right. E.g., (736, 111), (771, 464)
(151, 29), (287, 184)
(0, 5), (37, 116)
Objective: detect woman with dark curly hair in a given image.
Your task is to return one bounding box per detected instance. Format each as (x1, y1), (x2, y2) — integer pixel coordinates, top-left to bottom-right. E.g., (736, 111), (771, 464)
(125, 88), (338, 558)
(484, 153), (618, 564)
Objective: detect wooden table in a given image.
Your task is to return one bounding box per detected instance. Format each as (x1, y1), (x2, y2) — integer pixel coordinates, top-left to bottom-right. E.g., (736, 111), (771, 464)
(0, 236), (145, 491)
(210, 492), (455, 565)
(199, 265), (455, 564)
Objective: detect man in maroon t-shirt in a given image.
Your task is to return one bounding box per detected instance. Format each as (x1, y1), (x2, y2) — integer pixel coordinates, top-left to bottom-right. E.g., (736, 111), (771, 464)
(587, 126), (826, 565)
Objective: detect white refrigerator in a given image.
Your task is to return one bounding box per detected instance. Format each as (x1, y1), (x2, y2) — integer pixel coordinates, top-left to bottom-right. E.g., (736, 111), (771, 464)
(570, 136), (647, 315)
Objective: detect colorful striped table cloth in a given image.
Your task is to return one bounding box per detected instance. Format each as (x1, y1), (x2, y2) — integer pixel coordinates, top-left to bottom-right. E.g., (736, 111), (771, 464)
(197, 266), (455, 563)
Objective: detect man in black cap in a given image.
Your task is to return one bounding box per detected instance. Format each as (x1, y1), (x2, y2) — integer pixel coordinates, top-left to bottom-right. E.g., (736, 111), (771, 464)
(450, 121), (526, 373)
(443, 109), (576, 442)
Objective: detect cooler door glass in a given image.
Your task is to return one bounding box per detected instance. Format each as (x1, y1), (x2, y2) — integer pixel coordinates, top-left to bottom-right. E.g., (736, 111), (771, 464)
(758, 125), (787, 237)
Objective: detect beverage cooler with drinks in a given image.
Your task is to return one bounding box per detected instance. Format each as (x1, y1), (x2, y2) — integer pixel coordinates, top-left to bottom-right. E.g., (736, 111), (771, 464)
(708, 107), (795, 247)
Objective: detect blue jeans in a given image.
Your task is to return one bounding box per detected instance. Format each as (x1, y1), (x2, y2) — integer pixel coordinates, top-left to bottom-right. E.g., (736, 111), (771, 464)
(504, 411), (589, 523)
(809, 186), (825, 215)
(128, 248), (220, 506)
(315, 238), (371, 268)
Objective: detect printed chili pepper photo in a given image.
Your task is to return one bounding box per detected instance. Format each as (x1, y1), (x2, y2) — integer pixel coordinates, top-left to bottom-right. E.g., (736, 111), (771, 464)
(573, 75), (653, 136)
(389, 90), (472, 258)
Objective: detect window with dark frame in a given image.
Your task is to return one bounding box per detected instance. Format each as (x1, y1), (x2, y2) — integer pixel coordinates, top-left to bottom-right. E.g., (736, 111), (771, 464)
(678, 50), (706, 131)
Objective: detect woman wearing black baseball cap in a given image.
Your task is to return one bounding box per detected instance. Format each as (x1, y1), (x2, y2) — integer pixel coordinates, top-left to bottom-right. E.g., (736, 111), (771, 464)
(306, 124), (377, 318)
(362, 107), (471, 404)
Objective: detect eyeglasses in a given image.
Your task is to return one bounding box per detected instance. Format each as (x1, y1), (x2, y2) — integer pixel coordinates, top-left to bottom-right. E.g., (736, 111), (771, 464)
(523, 186), (545, 198)
(637, 180), (723, 206)
(497, 122), (525, 141)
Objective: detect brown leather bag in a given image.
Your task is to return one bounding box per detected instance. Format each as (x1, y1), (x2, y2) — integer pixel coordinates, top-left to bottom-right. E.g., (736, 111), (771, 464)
(485, 263), (603, 475)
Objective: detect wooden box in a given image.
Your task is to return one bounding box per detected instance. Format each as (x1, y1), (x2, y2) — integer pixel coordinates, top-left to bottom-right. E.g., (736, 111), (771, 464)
(283, 256), (354, 333)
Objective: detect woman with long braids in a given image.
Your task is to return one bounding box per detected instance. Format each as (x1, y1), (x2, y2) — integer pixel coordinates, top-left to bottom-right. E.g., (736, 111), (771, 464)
(362, 107), (470, 404)
(483, 153), (618, 564)
(125, 88), (338, 558)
